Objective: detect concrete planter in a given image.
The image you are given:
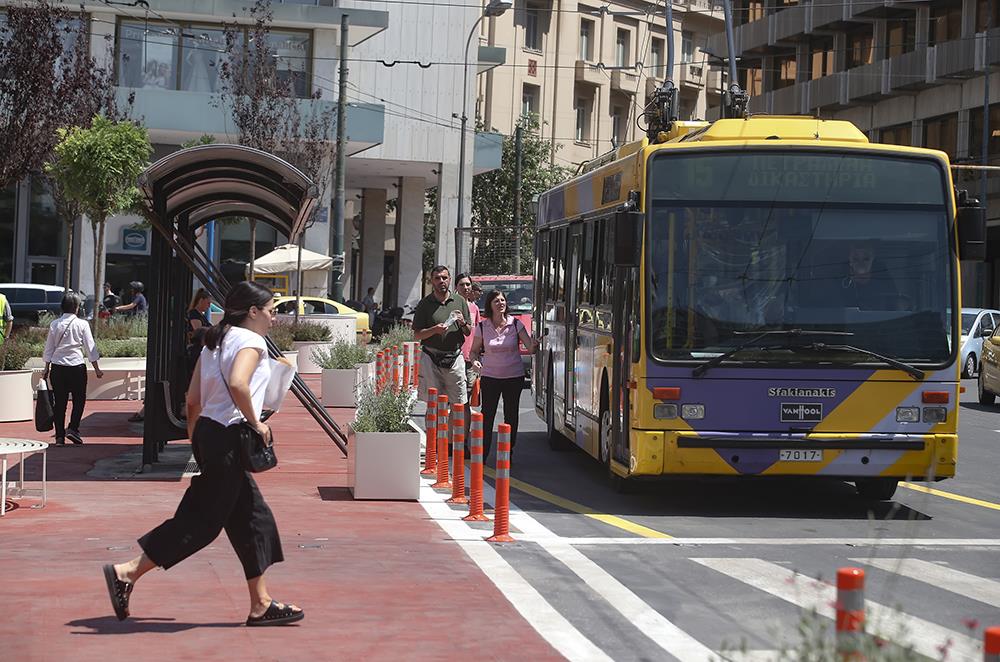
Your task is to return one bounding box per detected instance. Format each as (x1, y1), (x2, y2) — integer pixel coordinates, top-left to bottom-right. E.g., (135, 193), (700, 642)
(321, 367), (362, 407)
(292, 340), (332, 374)
(0, 370), (34, 422)
(28, 357), (146, 401)
(348, 420), (421, 500)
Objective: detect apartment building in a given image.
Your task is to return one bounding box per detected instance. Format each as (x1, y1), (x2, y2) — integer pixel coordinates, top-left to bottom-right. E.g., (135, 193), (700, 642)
(707, 0), (1000, 306)
(478, 0), (726, 170)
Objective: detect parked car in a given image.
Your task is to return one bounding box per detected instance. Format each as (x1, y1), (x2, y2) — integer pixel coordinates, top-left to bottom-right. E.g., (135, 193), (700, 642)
(958, 308), (1000, 377)
(0, 283), (88, 325)
(473, 274), (534, 380)
(272, 295), (372, 343)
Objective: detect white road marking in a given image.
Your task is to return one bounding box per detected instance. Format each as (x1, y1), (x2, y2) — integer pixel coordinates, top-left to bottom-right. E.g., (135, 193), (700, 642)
(418, 480), (612, 662)
(856, 557), (1000, 608)
(694, 558), (981, 661)
(479, 475), (717, 662)
(536, 537), (1000, 547)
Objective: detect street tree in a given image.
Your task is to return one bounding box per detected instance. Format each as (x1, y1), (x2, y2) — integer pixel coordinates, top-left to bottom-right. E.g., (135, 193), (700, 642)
(471, 115), (569, 274)
(46, 116), (152, 326)
(218, 0), (336, 281)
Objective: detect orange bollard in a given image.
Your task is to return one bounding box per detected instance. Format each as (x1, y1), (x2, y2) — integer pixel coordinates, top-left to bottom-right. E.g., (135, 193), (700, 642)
(374, 351), (382, 393)
(836, 567), (865, 660)
(463, 412), (489, 521)
(431, 395), (451, 489)
(470, 376), (481, 407)
(986, 627), (1000, 662)
(393, 345), (401, 390)
(421, 388), (438, 476)
(486, 423), (515, 543)
(447, 404), (468, 504)
(413, 346), (420, 388)
(402, 343), (411, 390)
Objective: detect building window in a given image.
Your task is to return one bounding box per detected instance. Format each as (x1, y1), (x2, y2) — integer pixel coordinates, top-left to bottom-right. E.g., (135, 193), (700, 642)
(27, 177), (66, 260)
(744, 0), (765, 23)
(740, 65), (763, 96)
(681, 31), (694, 64)
(969, 103), (1000, 161)
(522, 83), (540, 117)
(651, 38), (665, 78)
(930, 4), (962, 46)
(0, 184), (14, 282)
(923, 113), (958, 158)
(116, 21), (311, 97)
(525, 7), (541, 51)
(977, 0), (1000, 32)
(846, 27), (873, 69)
(775, 55), (797, 89)
(886, 18), (914, 58)
(880, 123), (912, 147)
(616, 29), (630, 68)
(575, 97), (590, 142)
(580, 19), (594, 61)
(811, 39), (834, 79)
(611, 105), (624, 146)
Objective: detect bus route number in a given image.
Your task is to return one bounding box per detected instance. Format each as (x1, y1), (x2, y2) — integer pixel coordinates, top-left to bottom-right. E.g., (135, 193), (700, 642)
(779, 449), (824, 462)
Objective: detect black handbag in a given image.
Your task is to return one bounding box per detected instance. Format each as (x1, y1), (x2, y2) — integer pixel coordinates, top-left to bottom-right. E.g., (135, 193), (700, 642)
(219, 354), (277, 473)
(34, 380), (55, 432)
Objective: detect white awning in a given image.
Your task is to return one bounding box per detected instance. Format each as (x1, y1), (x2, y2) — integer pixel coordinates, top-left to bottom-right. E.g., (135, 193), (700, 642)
(253, 244), (333, 274)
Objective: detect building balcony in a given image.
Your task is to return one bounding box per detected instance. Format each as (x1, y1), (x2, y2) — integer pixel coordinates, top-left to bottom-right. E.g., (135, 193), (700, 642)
(934, 38), (976, 80)
(706, 68), (727, 94)
(845, 60), (885, 100)
(810, 0), (853, 30)
(810, 72), (846, 110)
(575, 60), (605, 87)
(770, 82), (805, 115)
(850, 0), (899, 19)
(645, 76), (661, 99)
(984, 27), (1000, 67)
(611, 70), (640, 95)
(773, 5), (807, 43)
(684, 0), (725, 17)
(678, 62), (706, 89)
(748, 92), (770, 115)
(887, 49), (931, 91)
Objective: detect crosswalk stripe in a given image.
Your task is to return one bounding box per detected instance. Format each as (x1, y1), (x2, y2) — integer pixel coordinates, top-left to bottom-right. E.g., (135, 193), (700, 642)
(694, 557), (981, 660)
(856, 557), (1000, 608)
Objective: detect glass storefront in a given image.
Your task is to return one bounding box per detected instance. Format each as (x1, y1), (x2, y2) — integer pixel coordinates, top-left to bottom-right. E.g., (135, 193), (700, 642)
(0, 184), (15, 282)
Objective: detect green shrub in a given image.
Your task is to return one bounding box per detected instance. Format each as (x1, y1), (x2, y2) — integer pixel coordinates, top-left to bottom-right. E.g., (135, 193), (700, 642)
(0, 339), (32, 371)
(352, 381), (416, 433)
(96, 338), (147, 358)
(378, 324), (414, 352)
(101, 315), (148, 340)
(37, 312), (58, 329)
(312, 340), (372, 370)
(268, 322), (295, 352)
(19, 326), (50, 345)
(22, 342), (45, 358)
(291, 322), (331, 342)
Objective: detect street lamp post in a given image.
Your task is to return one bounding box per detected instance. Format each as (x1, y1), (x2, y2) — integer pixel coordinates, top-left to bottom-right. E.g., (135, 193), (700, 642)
(455, 0), (512, 273)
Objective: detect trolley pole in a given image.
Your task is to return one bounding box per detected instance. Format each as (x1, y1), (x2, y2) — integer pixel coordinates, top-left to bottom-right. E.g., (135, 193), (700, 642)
(330, 14), (349, 301)
(512, 124), (524, 275)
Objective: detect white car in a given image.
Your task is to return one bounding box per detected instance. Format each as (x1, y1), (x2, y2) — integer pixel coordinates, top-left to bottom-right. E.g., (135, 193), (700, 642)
(959, 308), (1000, 377)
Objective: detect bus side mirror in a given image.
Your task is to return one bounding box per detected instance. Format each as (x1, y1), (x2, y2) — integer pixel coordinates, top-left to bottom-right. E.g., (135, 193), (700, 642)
(614, 211), (642, 266)
(957, 206), (986, 262)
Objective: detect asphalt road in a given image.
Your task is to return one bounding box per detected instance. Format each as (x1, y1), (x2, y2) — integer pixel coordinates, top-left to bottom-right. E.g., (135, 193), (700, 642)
(468, 379), (1000, 660)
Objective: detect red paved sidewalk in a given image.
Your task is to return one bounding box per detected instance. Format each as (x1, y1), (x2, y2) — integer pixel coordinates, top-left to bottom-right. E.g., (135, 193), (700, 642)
(0, 381), (561, 661)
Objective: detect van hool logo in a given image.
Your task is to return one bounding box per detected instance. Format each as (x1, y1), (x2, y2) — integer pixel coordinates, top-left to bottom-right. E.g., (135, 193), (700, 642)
(780, 403), (823, 422)
(768, 387), (836, 398)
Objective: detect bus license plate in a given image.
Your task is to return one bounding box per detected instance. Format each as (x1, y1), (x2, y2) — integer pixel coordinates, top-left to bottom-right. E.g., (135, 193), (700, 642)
(779, 449), (824, 462)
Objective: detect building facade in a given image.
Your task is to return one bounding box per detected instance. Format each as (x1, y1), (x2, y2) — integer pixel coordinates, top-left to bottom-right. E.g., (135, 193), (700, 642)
(477, 0), (727, 171)
(0, 0), (503, 312)
(707, 0), (1000, 306)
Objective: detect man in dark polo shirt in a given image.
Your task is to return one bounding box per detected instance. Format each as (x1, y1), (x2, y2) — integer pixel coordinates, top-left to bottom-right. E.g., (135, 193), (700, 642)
(413, 265), (471, 407)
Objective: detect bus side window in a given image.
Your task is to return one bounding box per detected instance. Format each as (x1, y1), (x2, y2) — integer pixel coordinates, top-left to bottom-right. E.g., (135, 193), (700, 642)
(580, 222), (594, 305)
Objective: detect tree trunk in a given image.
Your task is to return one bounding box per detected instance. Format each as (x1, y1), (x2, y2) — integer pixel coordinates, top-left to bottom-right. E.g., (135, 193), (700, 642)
(249, 219), (256, 281)
(92, 218), (106, 335)
(63, 216), (74, 292)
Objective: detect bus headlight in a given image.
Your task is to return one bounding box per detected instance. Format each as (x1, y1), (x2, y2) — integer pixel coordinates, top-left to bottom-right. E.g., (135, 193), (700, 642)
(653, 403), (678, 419)
(922, 407), (947, 423)
(681, 404), (705, 420)
(896, 407), (920, 422)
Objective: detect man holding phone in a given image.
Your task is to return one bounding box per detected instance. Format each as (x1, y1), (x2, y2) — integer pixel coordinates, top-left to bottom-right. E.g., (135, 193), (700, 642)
(412, 265), (472, 407)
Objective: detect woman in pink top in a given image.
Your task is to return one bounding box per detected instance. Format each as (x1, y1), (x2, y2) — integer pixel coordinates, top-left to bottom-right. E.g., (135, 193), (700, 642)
(470, 289), (538, 459)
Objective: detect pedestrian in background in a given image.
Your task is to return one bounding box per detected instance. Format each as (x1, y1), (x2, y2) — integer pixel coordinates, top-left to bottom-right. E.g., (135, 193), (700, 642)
(412, 265), (471, 408)
(187, 287), (212, 338)
(0, 289), (11, 345)
(101, 283), (120, 318)
(41, 293), (103, 445)
(103, 281), (303, 627)
(470, 289), (538, 460)
(115, 281), (148, 316)
(362, 286), (378, 328)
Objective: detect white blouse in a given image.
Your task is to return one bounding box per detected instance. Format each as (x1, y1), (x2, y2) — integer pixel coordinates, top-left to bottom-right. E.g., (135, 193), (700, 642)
(42, 314), (100, 366)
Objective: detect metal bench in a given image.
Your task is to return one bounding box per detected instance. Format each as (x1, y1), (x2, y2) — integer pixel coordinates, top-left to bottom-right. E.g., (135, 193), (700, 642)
(0, 438), (47, 516)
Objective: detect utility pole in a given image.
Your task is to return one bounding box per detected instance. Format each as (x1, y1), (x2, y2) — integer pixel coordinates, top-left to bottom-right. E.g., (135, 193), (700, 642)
(983, 10), (992, 210)
(512, 124), (524, 275)
(330, 14), (349, 301)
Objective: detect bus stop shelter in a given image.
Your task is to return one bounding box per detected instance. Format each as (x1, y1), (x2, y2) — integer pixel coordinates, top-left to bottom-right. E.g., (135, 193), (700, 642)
(137, 144), (347, 467)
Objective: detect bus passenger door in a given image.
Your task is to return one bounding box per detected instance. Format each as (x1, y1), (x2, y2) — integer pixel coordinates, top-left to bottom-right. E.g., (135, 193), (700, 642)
(610, 265), (635, 466)
(564, 225), (583, 428)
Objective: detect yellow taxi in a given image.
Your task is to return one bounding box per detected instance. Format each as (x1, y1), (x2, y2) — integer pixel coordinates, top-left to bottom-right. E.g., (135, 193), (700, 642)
(273, 296), (371, 343)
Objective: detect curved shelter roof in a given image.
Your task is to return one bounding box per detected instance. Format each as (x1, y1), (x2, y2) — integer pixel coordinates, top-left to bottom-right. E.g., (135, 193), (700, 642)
(138, 144), (318, 240)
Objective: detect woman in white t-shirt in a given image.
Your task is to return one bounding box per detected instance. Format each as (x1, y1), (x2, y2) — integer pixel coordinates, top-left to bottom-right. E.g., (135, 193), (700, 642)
(103, 281), (303, 627)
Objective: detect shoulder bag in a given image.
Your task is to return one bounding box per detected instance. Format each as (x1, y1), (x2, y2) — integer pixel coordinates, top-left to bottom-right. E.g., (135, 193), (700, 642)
(218, 342), (277, 473)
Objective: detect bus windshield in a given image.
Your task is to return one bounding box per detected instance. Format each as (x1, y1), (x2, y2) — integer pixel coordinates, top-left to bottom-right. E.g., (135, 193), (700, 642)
(647, 152), (954, 366)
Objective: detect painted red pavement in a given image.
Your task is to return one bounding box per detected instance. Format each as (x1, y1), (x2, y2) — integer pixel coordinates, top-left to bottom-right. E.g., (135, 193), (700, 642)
(0, 381), (561, 661)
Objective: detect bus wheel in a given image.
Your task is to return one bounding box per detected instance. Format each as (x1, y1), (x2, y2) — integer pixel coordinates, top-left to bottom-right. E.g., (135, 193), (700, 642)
(547, 364), (571, 451)
(855, 478), (898, 501)
(600, 399), (630, 493)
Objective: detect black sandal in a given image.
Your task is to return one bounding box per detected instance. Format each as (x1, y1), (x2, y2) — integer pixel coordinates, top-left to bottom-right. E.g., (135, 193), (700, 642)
(102, 564), (133, 621)
(246, 600), (304, 627)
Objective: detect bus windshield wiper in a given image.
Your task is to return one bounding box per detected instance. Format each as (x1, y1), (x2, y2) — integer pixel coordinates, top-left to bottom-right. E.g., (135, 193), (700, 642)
(801, 342), (925, 381)
(691, 328), (854, 378)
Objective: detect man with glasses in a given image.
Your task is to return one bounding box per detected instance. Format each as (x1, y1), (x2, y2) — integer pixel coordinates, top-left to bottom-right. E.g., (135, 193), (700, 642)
(412, 265), (471, 408)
